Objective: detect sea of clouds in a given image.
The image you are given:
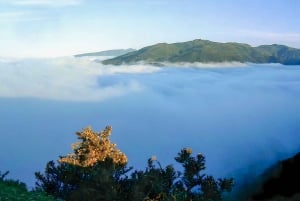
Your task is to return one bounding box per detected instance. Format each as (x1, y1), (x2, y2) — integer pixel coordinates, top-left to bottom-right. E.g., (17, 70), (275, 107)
(0, 56), (300, 191)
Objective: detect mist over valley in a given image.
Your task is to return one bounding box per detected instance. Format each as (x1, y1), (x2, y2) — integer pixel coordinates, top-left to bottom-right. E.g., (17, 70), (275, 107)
(1, 56), (300, 193)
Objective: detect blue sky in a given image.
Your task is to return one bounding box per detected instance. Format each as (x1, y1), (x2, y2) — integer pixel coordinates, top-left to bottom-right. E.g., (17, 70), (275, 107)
(1, 0), (300, 57)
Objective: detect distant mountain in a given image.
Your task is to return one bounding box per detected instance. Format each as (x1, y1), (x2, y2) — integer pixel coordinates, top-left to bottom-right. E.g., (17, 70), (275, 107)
(74, 48), (136, 57)
(102, 39), (300, 65)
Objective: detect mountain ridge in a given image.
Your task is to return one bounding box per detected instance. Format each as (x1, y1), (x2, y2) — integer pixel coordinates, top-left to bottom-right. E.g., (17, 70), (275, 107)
(74, 48), (136, 57)
(101, 39), (300, 65)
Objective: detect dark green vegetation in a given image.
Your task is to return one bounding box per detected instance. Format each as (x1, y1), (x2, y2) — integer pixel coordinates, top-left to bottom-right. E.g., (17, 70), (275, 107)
(0, 171), (55, 201)
(249, 152), (300, 201)
(35, 151), (234, 201)
(2, 126), (300, 200)
(229, 152), (300, 201)
(74, 48), (136, 57)
(35, 126), (234, 201)
(102, 39), (300, 65)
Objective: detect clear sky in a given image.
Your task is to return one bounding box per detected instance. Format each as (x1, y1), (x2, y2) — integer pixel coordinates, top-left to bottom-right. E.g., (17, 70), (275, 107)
(1, 0), (300, 58)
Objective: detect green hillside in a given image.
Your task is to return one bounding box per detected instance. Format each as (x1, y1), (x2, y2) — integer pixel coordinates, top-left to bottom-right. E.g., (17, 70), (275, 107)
(102, 39), (300, 65)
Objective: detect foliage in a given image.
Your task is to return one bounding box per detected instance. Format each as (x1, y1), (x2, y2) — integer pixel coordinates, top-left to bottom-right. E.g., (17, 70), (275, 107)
(36, 125), (234, 201)
(35, 159), (132, 201)
(128, 148), (233, 201)
(0, 171), (55, 201)
(35, 126), (131, 201)
(59, 126), (127, 167)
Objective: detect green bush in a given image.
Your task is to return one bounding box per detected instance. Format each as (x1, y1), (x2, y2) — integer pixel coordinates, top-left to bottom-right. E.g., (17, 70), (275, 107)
(128, 148), (234, 201)
(0, 171), (55, 201)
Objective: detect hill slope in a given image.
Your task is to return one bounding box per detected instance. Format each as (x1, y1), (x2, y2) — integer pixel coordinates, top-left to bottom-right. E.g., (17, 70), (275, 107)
(102, 39), (300, 65)
(74, 48), (136, 57)
(251, 152), (300, 200)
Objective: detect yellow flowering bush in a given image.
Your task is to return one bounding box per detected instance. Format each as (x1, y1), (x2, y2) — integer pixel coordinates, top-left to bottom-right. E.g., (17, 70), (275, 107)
(59, 126), (127, 166)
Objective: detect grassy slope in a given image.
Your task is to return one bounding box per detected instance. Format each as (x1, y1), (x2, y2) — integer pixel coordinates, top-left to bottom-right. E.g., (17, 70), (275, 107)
(102, 39), (300, 65)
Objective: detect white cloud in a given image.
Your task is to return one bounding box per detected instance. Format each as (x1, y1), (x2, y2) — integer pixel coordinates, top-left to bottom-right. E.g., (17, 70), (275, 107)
(103, 64), (161, 74)
(11, 0), (82, 6)
(0, 11), (25, 18)
(160, 61), (249, 68)
(0, 0), (82, 22)
(0, 11), (49, 21)
(0, 11), (26, 21)
(0, 57), (162, 101)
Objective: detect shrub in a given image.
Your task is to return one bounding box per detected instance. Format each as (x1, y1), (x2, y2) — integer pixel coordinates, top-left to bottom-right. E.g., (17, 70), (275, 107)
(0, 171), (55, 201)
(129, 148), (233, 201)
(35, 126), (131, 201)
(35, 125), (234, 201)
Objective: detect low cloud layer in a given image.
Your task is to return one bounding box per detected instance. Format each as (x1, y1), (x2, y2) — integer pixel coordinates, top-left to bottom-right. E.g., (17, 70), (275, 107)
(0, 57), (160, 101)
(0, 58), (300, 190)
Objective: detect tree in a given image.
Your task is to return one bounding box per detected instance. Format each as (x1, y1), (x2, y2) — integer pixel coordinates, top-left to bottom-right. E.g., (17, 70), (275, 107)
(35, 126), (131, 201)
(128, 148), (233, 201)
(173, 148), (233, 200)
(36, 125), (234, 201)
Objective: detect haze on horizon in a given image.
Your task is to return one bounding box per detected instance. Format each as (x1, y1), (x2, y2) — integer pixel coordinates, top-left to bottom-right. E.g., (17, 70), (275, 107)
(1, 0), (300, 58)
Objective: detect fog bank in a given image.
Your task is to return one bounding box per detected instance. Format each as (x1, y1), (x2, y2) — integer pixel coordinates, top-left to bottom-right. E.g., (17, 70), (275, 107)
(0, 57), (300, 190)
